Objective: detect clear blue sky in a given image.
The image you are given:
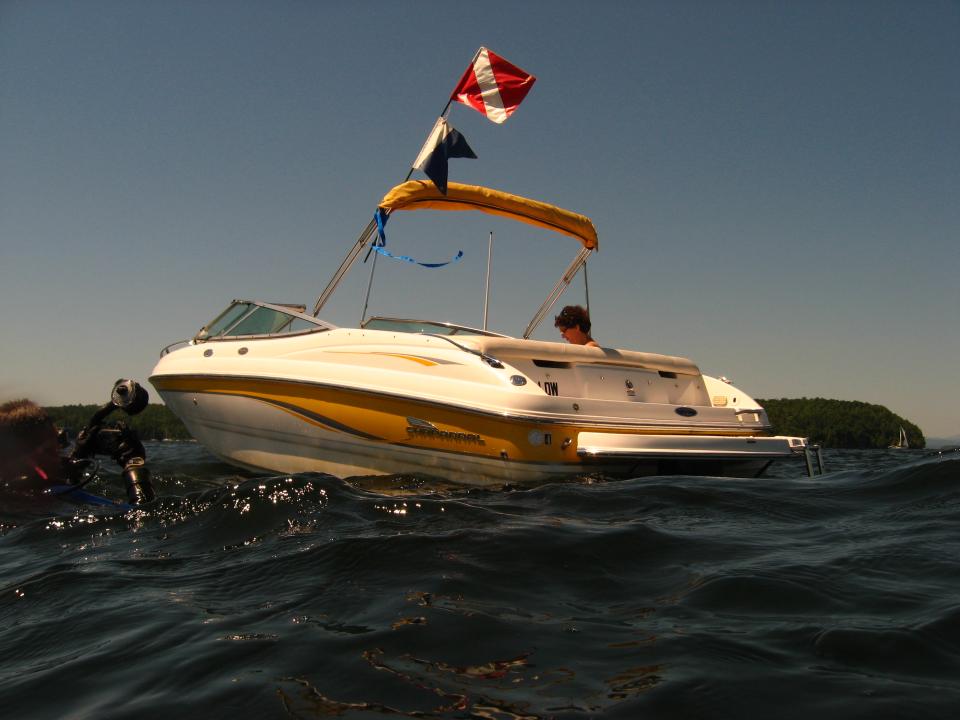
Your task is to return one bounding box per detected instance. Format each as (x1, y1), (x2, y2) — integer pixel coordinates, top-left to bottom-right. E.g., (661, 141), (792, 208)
(1, 1), (957, 438)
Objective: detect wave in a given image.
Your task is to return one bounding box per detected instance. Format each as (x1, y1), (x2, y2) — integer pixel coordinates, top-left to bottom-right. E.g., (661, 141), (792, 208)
(2, 450), (959, 718)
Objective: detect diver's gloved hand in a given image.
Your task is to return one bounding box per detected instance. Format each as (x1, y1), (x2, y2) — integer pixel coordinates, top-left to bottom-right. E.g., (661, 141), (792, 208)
(121, 458), (154, 505)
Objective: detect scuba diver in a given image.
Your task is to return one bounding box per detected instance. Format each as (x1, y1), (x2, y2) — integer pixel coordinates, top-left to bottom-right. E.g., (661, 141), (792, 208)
(0, 379), (155, 507)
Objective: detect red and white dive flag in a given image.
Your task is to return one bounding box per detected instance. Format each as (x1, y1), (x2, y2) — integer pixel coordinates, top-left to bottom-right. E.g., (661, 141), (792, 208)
(450, 47), (536, 124)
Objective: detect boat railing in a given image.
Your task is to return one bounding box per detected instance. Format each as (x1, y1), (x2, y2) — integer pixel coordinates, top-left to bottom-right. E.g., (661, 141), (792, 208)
(423, 333), (506, 369)
(160, 339), (192, 356)
(361, 316), (508, 337)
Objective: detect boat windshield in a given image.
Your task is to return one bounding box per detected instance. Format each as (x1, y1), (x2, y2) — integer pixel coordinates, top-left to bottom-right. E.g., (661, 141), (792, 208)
(362, 317), (507, 337)
(197, 300), (336, 341)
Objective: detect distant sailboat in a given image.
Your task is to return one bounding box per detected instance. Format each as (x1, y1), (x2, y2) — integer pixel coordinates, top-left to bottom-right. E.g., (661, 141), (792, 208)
(889, 426), (909, 450)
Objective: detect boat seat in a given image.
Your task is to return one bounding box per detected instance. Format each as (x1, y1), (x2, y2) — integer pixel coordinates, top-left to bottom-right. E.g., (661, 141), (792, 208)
(461, 337), (702, 377)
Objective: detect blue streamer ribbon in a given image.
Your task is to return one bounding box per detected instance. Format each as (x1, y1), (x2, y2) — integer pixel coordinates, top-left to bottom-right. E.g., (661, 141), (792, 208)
(372, 208), (464, 268)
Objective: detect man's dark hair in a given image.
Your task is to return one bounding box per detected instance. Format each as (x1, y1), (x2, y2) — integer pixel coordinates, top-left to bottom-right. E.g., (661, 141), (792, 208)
(554, 305), (591, 334)
(0, 399), (52, 455)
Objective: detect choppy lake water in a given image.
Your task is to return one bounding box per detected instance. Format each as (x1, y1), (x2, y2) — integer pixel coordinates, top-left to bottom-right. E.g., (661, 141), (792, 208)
(2, 445), (958, 719)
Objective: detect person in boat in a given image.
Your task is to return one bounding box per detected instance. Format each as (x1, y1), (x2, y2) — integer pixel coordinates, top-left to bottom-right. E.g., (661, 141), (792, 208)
(0, 399), (64, 493)
(554, 305), (599, 347)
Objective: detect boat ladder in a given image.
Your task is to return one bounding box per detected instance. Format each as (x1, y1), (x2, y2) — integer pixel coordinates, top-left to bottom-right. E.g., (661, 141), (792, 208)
(803, 444), (825, 476)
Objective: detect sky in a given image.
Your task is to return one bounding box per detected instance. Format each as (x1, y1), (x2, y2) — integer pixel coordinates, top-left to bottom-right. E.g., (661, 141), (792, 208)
(1, 0), (957, 438)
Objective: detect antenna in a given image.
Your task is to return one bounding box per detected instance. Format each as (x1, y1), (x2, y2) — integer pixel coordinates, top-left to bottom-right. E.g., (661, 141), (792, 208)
(483, 231), (493, 330)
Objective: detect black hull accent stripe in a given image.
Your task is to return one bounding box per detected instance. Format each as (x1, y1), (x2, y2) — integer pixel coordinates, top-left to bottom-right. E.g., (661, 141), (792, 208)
(205, 389), (385, 442)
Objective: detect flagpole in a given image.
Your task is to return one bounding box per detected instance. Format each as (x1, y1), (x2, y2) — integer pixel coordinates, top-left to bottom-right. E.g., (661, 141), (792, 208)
(442, 47), (483, 120)
(356, 47), (485, 319)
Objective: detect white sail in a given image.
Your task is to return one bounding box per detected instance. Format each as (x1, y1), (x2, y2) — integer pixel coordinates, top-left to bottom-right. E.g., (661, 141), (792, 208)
(889, 426), (909, 450)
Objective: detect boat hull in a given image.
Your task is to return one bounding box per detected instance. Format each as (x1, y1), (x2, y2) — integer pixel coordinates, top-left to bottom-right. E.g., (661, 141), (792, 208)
(153, 373), (798, 485)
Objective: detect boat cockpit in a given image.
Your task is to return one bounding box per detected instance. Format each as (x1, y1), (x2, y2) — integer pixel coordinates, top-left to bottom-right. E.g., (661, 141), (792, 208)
(167, 300), (511, 357)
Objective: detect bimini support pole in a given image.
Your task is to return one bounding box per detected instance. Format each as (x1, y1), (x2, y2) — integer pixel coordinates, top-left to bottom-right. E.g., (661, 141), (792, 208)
(583, 259), (590, 315)
(523, 246), (593, 339)
(313, 218), (378, 316)
(360, 250), (379, 324)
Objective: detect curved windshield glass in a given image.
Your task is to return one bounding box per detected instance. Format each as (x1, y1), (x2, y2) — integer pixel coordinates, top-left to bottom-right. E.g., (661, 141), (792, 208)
(197, 300), (335, 341)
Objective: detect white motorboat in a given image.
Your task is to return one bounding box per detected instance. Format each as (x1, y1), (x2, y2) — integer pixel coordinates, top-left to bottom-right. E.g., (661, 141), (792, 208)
(150, 181), (809, 485)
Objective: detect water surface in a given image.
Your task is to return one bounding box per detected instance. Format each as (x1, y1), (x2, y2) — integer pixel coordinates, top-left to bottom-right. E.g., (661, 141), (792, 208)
(2, 445), (958, 719)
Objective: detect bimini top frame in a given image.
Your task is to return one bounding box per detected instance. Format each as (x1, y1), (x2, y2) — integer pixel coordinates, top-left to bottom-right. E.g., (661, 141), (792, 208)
(312, 181), (598, 335)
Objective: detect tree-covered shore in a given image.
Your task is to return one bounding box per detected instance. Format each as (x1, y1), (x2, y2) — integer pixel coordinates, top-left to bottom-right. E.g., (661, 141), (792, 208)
(45, 404), (193, 441)
(46, 397), (926, 449)
(758, 398), (924, 449)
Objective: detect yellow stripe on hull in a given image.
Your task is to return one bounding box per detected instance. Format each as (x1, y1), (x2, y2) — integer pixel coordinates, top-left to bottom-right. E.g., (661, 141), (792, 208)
(153, 374), (577, 465)
(324, 350), (447, 367)
(151, 375), (767, 469)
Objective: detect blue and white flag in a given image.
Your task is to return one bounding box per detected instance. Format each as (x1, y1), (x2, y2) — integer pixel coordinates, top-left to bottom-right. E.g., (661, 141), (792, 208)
(412, 117), (477, 194)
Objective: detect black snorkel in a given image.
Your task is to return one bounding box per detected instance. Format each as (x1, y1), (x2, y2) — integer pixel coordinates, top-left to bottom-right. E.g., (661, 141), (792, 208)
(65, 379), (155, 505)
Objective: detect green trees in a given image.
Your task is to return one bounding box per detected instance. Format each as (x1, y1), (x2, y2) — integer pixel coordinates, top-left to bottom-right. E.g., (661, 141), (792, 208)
(758, 398), (925, 449)
(45, 404), (192, 441)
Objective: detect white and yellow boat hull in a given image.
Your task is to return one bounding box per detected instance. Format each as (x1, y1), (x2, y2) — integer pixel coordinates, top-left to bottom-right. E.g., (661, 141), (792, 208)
(151, 328), (805, 485)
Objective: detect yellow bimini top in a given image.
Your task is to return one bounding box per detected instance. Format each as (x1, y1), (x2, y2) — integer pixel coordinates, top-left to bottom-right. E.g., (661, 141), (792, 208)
(378, 181), (599, 251)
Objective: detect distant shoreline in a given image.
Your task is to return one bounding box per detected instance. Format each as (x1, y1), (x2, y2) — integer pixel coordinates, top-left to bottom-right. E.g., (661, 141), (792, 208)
(757, 397), (925, 450)
(44, 403), (192, 442)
